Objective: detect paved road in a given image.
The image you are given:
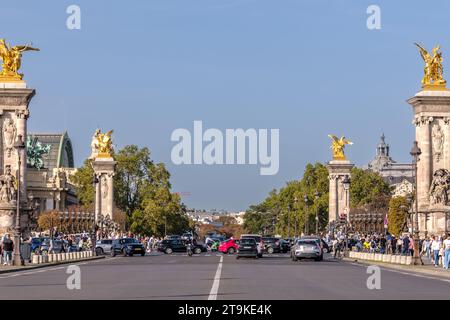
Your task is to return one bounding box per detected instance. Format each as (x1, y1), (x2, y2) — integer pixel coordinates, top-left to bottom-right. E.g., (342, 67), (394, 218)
(0, 253), (448, 299)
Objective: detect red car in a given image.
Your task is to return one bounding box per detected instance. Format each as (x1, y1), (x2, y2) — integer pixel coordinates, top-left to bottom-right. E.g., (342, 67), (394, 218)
(218, 239), (239, 254)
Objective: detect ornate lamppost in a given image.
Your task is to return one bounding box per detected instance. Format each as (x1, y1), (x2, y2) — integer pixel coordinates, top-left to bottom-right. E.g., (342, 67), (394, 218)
(342, 175), (351, 223)
(92, 174), (99, 255)
(314, 191), (320, 235)
(303, 194), (309, 236)
(294, 197), (298, 237)
(13, 134), (25, 266)
(410, 141), (423, 265)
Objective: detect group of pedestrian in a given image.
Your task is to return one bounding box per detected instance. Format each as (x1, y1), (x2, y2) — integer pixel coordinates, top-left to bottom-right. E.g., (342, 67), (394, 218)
(428, 234), (450, 269)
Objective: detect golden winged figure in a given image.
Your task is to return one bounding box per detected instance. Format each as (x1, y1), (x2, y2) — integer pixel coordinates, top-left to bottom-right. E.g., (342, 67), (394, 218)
(92, 129), (114, 157)
(0, 38), (39, 81)
(328, 134), (353, 160)
(415, 43), (446, 88)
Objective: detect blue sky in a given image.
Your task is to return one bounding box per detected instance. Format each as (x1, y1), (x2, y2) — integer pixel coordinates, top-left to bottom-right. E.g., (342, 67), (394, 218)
(1, 0), (450, 211)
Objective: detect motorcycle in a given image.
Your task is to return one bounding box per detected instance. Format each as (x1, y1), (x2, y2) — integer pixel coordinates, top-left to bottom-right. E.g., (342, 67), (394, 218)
(187, 243), (193, 257)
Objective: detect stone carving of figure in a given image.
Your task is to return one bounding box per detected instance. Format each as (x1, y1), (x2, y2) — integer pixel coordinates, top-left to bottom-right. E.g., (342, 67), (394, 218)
(3, 118), (16, 157)
(0, 166), (16, 203)
(101, 175), (108, 199)
(432, 124), (444, 162)
(90, 129), (101, 158)
(429, 168), (450, 205)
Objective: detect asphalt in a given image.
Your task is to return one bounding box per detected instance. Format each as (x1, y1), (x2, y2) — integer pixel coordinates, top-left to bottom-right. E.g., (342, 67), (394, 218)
(0, 252), (448, 300)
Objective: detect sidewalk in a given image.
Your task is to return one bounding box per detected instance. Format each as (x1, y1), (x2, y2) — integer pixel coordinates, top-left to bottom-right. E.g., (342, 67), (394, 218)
(344, 256), (450, 280)
(0, 255), (104, 275)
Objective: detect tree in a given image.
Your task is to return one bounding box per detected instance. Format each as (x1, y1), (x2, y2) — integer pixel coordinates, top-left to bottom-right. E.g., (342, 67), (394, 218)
(388, 196), (409, 236)
(350, 168), (391, 207)
(72, 145), (188, 234)
(70, 159), (95, 210)
(37, 211), (60, 232)
(244, 162), (329, 237)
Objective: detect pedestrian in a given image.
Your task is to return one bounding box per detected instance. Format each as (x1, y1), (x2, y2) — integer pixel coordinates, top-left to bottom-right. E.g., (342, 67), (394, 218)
(408, 235), (415, 257)
(402, 235), (410, 256)
(431, 235), (441, 267)
(2, 233), (13, 266)
(396, 237), (402, 255)
(78, 238), (84, 252)
(422, 237), (431, 260)
(443, 234), (450, 270)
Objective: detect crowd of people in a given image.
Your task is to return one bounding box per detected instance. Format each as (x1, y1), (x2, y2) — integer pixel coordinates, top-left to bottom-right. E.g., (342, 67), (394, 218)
(332, 231), (450, 270)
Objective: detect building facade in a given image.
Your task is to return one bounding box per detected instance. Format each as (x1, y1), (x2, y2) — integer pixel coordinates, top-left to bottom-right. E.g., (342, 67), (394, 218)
(26, 132), (78, 215)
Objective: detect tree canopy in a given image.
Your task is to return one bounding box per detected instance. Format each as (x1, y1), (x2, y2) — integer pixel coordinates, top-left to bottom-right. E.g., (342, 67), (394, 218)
(71, 145), (189, 236)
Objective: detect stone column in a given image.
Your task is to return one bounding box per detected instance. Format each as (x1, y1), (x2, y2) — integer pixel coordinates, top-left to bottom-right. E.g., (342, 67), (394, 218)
(0, 83), (35, 236)
(92, 157), (116, 220)
(326, 160), (354, 225)
(408, 90), (450, 235)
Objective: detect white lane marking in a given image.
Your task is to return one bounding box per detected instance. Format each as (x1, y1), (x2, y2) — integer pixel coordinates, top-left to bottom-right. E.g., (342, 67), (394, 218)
(208, 255), (223, 301)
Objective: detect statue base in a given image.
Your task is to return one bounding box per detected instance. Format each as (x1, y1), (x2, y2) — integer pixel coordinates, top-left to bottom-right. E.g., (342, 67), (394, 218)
(0, 72), (24, 83)
(421, 83), (447, 91)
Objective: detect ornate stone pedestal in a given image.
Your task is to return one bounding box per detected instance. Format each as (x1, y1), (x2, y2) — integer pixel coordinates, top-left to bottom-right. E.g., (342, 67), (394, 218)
(92, 157), (116, 220)
(408, 90), (450, 235)
(326, 160), (354, 224)
(0, 84), (34, 236)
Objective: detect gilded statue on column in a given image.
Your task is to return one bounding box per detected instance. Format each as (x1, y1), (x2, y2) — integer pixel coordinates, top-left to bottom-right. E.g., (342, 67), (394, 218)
(91, 129), (114, 158)
(415, 43), (446, 89)
(328, 134), (353, 160)
(0, 38), (39, 82)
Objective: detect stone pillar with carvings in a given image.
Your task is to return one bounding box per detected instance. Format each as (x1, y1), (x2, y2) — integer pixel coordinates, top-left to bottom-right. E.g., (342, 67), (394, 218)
(326, 160), (354, 225)
(0, 83), (35, 236)
(91, 155), (116, 220)
(408, 90), (450, 235)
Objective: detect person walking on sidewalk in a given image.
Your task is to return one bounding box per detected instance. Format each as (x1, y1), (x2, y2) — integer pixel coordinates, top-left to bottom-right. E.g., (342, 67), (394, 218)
(443, 234), (450, 270)
(431, 235), (441, 267)
(2, 233), (13, 266)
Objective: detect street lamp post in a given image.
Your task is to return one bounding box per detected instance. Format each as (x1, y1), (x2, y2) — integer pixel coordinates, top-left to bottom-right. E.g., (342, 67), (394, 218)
(314, 191), (320, 235)
(342, 175), (351, 224)
(92, 174), (99, 255)
(410, 141), (423, 265)
(294, 197), (298, 237)
(13, 134), (25, 266)
(304, 194), (308, 236)
(287, 203), (291, 238)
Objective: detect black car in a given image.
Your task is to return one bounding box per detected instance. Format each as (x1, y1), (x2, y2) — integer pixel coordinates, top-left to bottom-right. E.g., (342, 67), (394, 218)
(262, 237), (282, 254)
(236, 238), (258, 259)
(279, 239), (290, 253)
(158, 239), (207, 254)
(111, 238), (145, 257)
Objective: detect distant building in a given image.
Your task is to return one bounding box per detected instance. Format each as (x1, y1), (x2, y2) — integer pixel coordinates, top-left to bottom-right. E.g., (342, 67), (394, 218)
(26, 132), (78, 214)
(365, 134), (413, 187)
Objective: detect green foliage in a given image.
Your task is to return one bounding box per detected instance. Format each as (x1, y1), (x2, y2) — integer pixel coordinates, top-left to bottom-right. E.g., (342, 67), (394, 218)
(388, 196), (409, 236)
(244, 162), (329, 237)
(72, 145), (188, 236)
(350, 167), (392, 207)
(70, 159), (95, 209)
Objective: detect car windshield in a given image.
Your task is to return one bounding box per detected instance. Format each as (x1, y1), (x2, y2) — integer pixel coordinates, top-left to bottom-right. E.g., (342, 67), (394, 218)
(297, 240), (318, 246)
(240, 239), (256, 245)
(121, 238), (139, 244)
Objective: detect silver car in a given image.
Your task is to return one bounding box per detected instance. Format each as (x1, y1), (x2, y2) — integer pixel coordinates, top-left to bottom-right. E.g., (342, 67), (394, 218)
(95, 239), (113, 255)
(291, 239), (323, 261)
